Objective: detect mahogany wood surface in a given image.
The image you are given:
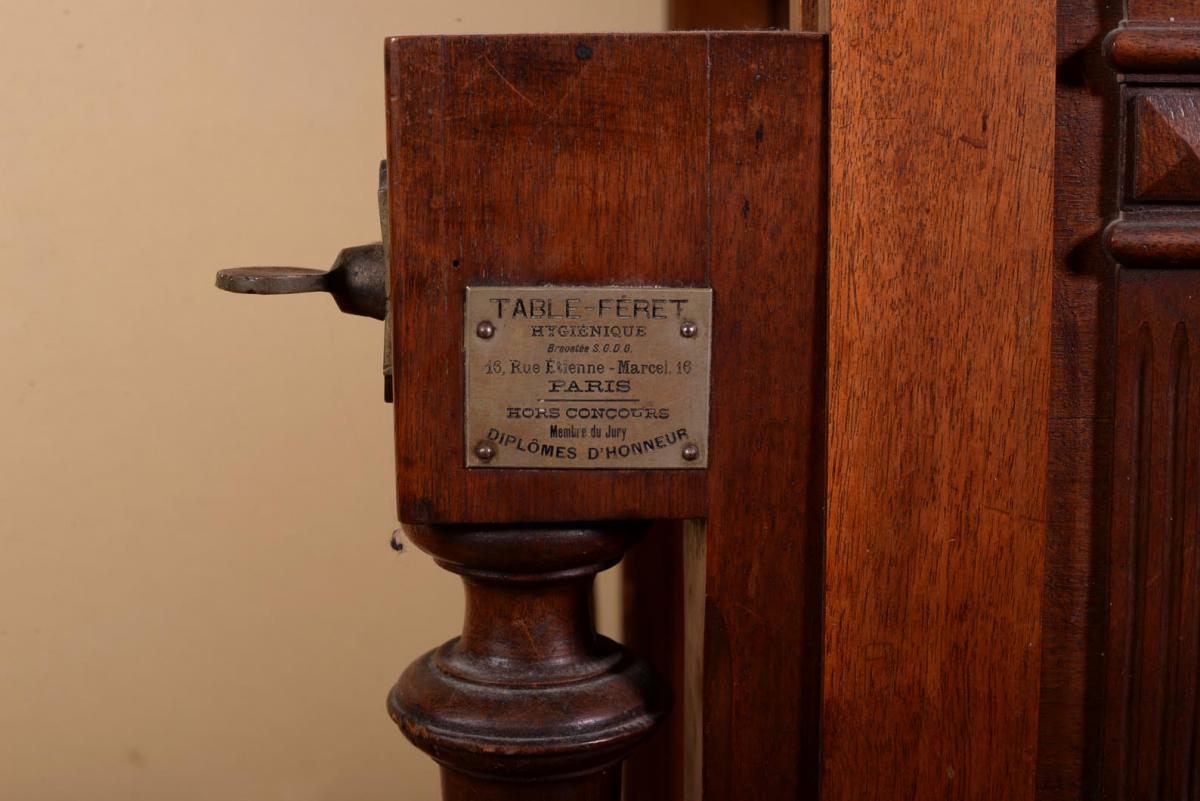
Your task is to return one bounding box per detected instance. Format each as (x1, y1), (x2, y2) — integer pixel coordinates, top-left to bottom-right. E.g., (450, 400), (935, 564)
(389, 522), (666, 799)
(824, 3), (1055, 801)
(621, 523), (684, 801)
(386, 32), (828, 801)
(629, 6), (824, 800)
(1108, 25), (1200, 76)
(1108, 218), (1200, 268)
(1104, 269), (1200, 801)
(1125, 88), (1200, 204)
(1130, 0), (1200, 20)
(1099, 5), (1200, 798)
(387, 33), (822, 529)
(387, 34), (707, 525)
(1036, 1), (1123, 799)
(702, 32), (826, 801)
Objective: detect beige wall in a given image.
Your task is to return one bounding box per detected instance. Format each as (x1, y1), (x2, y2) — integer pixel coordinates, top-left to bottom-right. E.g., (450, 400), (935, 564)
(0, 2), (664, 799)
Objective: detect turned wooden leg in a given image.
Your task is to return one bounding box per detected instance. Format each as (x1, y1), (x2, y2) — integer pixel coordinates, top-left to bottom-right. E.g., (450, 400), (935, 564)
(389, 522), (669, 800)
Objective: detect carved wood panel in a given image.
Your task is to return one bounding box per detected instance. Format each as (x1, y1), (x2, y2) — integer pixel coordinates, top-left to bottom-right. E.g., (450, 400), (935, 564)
(1129, 90), (1200, 204)
(1104, 17), (1200, 801)
(1107, 269), (1200, 801)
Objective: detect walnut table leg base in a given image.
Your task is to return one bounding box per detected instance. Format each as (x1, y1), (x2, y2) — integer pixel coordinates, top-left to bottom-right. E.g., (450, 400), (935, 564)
(388, 522), (668, 801)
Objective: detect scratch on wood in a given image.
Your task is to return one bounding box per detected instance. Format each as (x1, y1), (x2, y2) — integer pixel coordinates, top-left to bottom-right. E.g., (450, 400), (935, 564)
(482, 53), (535, 108)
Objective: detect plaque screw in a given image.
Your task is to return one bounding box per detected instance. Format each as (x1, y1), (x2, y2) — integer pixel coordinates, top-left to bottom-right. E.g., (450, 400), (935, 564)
(680, 320), (698, 338)
(476, 320), (495, 339)
(474, 441), (497, 462)
(681, 443), (700, 461)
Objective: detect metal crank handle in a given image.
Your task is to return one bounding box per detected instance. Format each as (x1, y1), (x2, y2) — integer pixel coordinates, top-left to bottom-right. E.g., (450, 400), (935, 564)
(215, 242), (386, 321)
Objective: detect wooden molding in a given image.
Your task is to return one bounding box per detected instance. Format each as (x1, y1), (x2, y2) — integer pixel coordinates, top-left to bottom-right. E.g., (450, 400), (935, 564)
(1108, 220), (1200, 267)
(1128, 91), (1200, 203)
(1107, 24), (1200, 75)
(1104, 269), (1200, 800)
(389, 522), (667, 797)
(1101, 8), (1200, 797)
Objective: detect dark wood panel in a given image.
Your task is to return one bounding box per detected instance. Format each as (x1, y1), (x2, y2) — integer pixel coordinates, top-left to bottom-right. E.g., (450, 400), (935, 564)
(386, 34), (709, 524)
(621, 522), (685, 801)
(1129, 0), (1200, 21)
(1104, 269), (1200, 801)
(669, 0), (824, 32)
(1128, 90), (1200, 204)
(633, 6), (825, 800)
(387, 34), (828, 801)
(1036, 0), (1123, 797)
(669, 0), (787, 29)
(387, 34), (824, 528)
(1102, 28), (1200, 797)
(1056, 6), (1200, 799)
(824, 1), (1055, 799)
(702, 31), (826, 801)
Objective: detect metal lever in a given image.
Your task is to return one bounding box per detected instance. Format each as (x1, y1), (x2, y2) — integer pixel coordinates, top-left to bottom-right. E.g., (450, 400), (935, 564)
(216, 164), (393, 400)
(216, 242), (386, 321)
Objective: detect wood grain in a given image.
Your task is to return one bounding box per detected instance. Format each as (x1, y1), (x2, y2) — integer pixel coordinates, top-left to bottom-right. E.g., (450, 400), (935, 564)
(621, 522), (684, 801)
(636, 7), (824, 801)
(1108, 25), (1200, 75)
(1100, 5), (1200, 795)
(1104, 269), (1200, 801)
(1109, 218), (1200, 267)
(1129, 0), (1200, 21)
(1129, 91), (1200, 204)
(386, 31), (823, 531)
(702, 31), (826, 801)
(387, 33), (828, 801)
(1036, 0), (1123, 797)
(824, 2), (1055, 800)
(386, 34), (709, 524)
(389, 522), (667, 799)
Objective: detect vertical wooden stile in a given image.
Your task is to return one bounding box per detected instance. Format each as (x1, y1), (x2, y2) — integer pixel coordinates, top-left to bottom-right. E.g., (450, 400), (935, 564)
(822, 2), (1055, 800)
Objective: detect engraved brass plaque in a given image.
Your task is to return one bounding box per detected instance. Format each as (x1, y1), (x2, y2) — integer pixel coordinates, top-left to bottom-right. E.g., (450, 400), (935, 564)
(465, 286), (712, 469)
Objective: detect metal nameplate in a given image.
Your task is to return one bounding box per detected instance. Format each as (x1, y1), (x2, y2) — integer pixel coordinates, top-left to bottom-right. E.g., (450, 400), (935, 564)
(465, 286), (712, 469)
